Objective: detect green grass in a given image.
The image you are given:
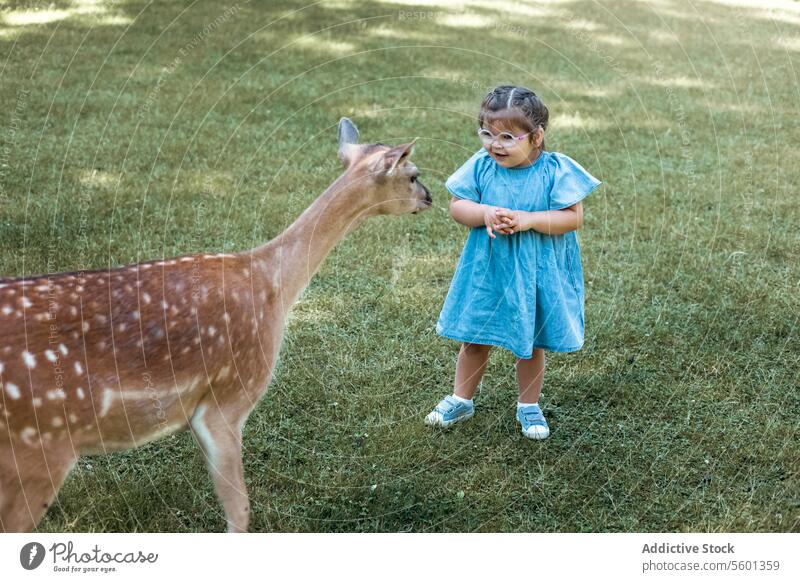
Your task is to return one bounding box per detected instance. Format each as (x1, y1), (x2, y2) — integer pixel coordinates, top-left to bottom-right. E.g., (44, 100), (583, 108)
(1, 0), (797, 532)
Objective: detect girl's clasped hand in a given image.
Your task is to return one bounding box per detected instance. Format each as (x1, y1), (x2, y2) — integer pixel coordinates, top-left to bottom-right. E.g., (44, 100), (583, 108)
(483, 206), (528, 238)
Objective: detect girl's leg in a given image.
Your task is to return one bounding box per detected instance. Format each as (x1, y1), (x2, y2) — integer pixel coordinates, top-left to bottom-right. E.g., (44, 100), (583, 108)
(516, 348), (545, 404)
(453, 342), (492, 400)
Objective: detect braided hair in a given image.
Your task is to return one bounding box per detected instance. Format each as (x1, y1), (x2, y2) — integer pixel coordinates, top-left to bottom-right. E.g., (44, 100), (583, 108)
(479, 85), (549, 150)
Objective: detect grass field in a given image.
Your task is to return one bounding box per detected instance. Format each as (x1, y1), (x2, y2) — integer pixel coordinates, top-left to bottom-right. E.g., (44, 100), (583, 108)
(1, 0), (797, 532)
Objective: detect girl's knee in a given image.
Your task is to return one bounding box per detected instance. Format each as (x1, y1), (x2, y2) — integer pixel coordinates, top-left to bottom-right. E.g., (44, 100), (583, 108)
(462, 342), (491, 354)
(516, 348), (544, 364)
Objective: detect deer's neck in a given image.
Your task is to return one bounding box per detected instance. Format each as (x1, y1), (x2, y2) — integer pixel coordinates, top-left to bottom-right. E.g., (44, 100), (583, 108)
(253, 171), (368, 309)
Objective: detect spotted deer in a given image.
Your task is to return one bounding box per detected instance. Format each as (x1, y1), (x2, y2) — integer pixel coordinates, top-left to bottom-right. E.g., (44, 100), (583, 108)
(0, 118), (432, 532)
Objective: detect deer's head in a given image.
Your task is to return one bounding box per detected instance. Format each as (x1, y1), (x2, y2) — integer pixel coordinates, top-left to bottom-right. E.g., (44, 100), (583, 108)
(337, 117), (432, 216)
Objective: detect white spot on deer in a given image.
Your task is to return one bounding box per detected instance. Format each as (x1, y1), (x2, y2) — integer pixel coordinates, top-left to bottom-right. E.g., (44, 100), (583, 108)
(22, 351), (36, 368)
(100, 389), (113, 417)
(142, 292), (151, 304)
(35, 284), (49, 292)
(74, 361), (84, 375)
(161, 300), (169, 310)
(21, 296), (32, 308)
(217, 335), (225, 346)
(243, 268), (250, 278)
(69, 306), (78, 317)
(82, 321), (90, 333)
(132, 310), (140, 320)
(76, 387), (85, 399)
(222, 312), (231, 323)
(218, 365), (231, 380)
(5, 382), (20, 399)
(76, 286), (85, 294)
(46, 389), (66, 400)
(181, 346), (190, 355)
(207, 325), (216, 337)
(20, 427), (38, 445)
(32, 397), (42, 407)
(68, 413), (78, 423)
(96, 314), (107, 325)
(52, 416), (64, 428)
(0, 361), (3, 375)
(181, 257), (193, 262)
(118, 323), (127, 333)
(45, 349), (58, 363)
(170, 305), (179, 316)
(1, 306), (12, 315)
(58, 343), (68, 356)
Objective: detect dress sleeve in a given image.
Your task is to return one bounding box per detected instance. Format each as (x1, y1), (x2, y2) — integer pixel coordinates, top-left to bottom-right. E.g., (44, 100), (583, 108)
(445, 150), (487, 203)
(547, 152), (602, 210)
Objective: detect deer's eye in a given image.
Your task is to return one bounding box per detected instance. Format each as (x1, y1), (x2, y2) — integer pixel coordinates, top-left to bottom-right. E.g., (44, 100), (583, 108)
(410, 176), (417, 183)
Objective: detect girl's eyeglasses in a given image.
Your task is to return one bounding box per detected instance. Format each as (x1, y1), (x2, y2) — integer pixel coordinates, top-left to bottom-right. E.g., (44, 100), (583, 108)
(477, 127), (537, 149)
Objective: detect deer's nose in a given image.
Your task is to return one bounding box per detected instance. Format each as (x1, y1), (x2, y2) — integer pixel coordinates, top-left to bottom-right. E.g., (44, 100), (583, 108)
(422, 184), (432, 203)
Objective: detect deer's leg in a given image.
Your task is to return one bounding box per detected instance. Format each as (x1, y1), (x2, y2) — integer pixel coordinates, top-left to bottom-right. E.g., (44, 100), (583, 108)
(189, 398), (251, 532)
(0, 444), (76, 532)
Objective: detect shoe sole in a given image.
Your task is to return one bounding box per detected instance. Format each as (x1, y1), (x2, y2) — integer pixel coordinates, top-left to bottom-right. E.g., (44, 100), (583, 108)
(425, 409), (475, 428)
(520, 425), (550, 440)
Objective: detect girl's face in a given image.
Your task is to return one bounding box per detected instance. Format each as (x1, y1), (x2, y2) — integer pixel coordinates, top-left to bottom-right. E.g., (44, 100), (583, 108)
(480, 117), (543, 169)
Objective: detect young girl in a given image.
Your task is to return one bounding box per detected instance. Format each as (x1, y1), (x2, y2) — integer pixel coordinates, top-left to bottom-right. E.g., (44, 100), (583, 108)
(426, 85), (601, 440)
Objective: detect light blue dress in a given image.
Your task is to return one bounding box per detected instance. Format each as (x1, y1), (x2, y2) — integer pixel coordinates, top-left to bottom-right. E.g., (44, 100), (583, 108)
(436, 148), (601, 359)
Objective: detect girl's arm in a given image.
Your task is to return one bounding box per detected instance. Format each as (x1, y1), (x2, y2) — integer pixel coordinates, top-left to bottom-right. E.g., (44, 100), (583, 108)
(495, 203), (583, 235)
(449, 198), (486, 227)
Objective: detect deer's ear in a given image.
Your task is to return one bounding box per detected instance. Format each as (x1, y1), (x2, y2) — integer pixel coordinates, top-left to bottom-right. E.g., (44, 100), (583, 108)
(338, 117), (360, 167)
(380, 138), (417, 176)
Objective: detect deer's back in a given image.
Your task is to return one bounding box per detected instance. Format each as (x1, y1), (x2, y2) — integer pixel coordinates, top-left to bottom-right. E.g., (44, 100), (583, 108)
(0, 253), (276, 454)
